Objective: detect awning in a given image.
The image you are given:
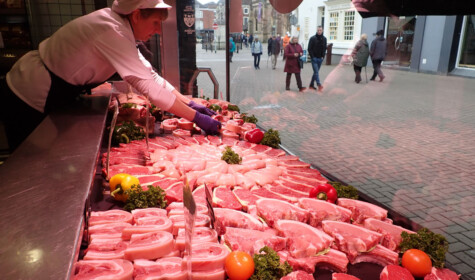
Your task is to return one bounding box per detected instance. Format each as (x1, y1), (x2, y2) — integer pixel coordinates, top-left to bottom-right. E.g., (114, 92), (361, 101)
(352, 0), (475, 18)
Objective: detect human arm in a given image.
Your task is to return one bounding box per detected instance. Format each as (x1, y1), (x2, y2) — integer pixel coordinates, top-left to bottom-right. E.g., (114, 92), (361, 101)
(307, 37), (314, 58)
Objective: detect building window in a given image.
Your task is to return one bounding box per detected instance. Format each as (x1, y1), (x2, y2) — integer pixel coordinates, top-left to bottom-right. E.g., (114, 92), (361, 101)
(198, 11), (203, 18)
(244, 8), (249, 14)
(458, 15), (475, 68)
(344, 10), (355, 40)
(329, 12), (339, 40)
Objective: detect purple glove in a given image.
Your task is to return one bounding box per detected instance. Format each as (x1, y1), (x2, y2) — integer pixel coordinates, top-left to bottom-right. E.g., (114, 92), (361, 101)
(193, 112), (221, 135)
(188, 100), (217, 116)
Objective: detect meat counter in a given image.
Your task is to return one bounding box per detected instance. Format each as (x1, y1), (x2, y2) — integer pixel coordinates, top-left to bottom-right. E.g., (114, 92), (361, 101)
(0, 93), (111, 279)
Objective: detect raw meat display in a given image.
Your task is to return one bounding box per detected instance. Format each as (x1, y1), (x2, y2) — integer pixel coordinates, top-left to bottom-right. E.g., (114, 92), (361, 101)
(80, 97), (457, 279)
(73, 259), (134, 280)
(380, 264), (415, 280)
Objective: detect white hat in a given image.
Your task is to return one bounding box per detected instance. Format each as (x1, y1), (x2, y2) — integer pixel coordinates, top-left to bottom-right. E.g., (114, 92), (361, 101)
(112, 0), (171, 15)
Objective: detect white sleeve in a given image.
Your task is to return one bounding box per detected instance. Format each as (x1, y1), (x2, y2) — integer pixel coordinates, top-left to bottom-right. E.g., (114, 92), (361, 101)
(137, 48), (176, 93)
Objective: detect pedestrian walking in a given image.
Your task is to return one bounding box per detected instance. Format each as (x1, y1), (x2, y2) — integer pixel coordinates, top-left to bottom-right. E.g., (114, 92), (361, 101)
(351, 34), (370, 83)
(271, 36), (281, 69)
(370, 29), (387, 82)
(251, 36), (263, 69)
(267, 36), (273, 56)
(229, 37), (236, 62)
(307, 26), (327, 92)
(284, 36), (306, 92)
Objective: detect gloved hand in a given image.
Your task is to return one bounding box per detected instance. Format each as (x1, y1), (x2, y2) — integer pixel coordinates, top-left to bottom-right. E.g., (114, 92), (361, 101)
(188, 100), (217, 116)
(193, 112), (221, 135)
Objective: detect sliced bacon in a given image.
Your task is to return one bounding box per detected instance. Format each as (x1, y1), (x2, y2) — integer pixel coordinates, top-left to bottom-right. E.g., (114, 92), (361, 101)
(89, 210), (133, 226)
(124, 231), (174, 260)
(73, 259), (133, 280)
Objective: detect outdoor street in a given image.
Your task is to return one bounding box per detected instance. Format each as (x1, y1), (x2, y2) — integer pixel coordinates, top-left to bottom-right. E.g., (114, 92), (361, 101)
(197, 44), (475, 279)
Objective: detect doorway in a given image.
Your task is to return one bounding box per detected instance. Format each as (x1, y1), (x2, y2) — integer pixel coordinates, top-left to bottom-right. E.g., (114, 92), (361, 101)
(385, 16), (416, 67)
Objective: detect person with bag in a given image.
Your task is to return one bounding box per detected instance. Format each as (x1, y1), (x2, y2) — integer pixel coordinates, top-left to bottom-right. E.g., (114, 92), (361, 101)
(251, 36), (263, 69)
(370, 29), (387, 81)
(351, 33), (370, 83)
(284, 36), (306, 92)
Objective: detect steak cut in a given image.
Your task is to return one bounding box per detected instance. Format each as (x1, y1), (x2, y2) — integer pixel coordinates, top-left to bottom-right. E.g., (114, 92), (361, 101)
(279, 248), (349, 274)
(275, 220), (333, 258)
(214, 207), (266, 231)
(350, 244), (399, 266)
(73, 259), (133, 280)
(255, 198), (309, 226)
(321, 220), (383, 261)
(363, 218), (415, 251)
(380, 264), (414, 280)
(337, 198), (388, 224)
(298, 198), (352, 227)
(223, 226), (287, 255)
(213, 186), (242, 210)
(232, 187), (260, 211)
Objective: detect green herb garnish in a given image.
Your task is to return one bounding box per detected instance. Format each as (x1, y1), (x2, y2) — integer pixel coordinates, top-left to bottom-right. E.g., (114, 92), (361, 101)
(242, 113), (258, 124)
(209, 104), (222, 112)
(250, 246), (293, 280)
(221, 146), (242, 164)
(260, 129), (281, 148)
(112, 121), (146, 146)
(124, 185), (167, 211)
(400, 228), (449, 268)
(329, 181), (359, 200)
(227, 104), (240, 112)
(121, 103), (137, 108)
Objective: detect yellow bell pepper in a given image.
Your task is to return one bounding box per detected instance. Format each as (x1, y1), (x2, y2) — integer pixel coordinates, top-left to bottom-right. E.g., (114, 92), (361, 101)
(109, 173), (140, 202)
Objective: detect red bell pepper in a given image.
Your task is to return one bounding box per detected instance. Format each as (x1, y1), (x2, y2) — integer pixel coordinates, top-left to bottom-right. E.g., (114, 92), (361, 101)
(309, 183), (338, 203)
(245, 128), (264, 144)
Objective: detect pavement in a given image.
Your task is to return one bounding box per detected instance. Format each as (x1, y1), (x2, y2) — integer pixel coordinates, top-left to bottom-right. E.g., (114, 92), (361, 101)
(196, 45), (475, 279)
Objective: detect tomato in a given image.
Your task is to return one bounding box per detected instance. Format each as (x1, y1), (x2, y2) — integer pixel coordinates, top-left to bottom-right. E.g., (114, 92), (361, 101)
(402, 249), (432, 278)
(109, 173), (140, 202)
(225, 251), (255, 280)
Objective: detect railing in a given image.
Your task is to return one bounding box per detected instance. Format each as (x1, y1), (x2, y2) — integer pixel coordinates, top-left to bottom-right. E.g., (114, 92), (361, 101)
(188, 67), (219, 99)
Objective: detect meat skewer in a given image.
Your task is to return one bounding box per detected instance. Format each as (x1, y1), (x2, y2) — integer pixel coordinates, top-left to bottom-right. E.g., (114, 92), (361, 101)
(106, 100), (119, 180)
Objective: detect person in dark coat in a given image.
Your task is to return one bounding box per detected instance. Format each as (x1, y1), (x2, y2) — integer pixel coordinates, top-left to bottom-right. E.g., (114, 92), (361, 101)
(267, 36), (273, 56)
(271, 36), (281, 69)
(351, 34), (370, 83)
(370, 29), (387, 81)
(284, 36), (306, 92)
(307, 26), (327, 91)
